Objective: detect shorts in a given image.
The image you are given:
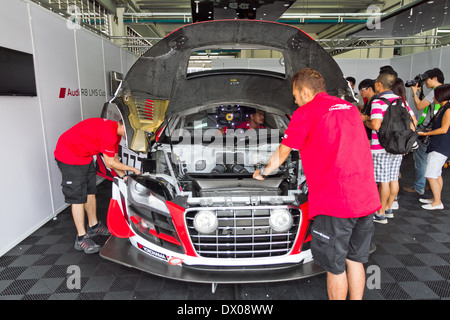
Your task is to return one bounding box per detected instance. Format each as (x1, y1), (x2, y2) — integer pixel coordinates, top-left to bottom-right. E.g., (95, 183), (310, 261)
(56, 159), (97, 204)
(310, 214), (374, 275)
(372, 152), (403, 183)
(425, 151), (448, 179)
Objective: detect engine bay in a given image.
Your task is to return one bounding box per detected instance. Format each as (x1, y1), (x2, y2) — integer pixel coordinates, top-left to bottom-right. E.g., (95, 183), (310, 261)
(138, 105), (307, 203)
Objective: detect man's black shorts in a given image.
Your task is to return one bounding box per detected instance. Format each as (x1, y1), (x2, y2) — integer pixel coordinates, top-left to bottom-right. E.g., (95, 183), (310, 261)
(56, 160), (97, 204)
(310, 214), (374, 275)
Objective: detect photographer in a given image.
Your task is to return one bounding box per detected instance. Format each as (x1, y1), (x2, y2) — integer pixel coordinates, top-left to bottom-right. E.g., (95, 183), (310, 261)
(403, 68), (444, 196)
(417, 84), (450, 210)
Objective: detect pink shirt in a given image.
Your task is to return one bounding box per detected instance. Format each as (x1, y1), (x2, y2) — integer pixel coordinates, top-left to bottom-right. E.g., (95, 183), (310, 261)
(282, 92), (381, 219)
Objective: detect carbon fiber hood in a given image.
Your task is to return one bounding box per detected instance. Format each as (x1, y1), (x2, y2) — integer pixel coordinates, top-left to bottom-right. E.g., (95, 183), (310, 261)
(121, 20), (353, 117)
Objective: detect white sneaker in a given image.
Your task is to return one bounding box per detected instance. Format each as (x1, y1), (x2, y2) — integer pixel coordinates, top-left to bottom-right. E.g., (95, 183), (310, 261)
(422, 203), (444, 210)
(419, 198), (433, 204)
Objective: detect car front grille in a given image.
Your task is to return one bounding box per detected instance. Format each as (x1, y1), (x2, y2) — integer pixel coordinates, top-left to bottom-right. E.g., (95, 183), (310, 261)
(185, 206), (301, 259)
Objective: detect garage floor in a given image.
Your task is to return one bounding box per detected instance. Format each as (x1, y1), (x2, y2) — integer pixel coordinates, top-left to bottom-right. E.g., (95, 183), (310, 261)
(0, 153), (449, 300)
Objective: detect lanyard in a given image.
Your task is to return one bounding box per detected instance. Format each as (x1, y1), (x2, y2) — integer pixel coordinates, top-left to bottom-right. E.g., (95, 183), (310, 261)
(418, 88), (441, 125)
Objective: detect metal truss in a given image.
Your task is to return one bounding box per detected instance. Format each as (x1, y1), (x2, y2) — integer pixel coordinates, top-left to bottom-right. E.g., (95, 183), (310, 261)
(30, 0), (111, 37)
(319, 36), (449, 55)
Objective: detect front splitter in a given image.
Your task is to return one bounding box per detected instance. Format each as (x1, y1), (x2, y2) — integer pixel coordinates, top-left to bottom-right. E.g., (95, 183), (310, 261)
(99, 236), (325, 284)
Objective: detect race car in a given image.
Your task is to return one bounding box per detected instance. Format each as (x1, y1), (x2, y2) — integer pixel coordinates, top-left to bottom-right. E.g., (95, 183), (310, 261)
(97, 19), (355, 286)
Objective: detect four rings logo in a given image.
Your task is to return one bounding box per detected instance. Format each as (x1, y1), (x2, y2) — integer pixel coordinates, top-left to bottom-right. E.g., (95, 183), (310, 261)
(59, 87), (106, 98)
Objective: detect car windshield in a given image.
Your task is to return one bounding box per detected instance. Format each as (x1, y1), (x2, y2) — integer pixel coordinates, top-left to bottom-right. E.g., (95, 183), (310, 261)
(163, 105), (289, 137)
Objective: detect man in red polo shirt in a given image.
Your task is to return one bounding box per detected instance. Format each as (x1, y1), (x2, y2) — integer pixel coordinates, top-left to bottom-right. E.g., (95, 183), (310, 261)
(253, 68), (380, 300)
(54, 118), (141, 254)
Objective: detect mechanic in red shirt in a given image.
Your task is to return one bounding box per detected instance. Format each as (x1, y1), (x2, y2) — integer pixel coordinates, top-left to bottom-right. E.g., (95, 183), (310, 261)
(54, 118), (141, 254)
(253, 68), (380, 300)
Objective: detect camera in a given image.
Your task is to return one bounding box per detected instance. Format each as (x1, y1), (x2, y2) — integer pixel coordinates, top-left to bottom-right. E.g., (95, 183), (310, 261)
(417, 124), (431, 146)
(405, 73), (429, 87)
(419, 135), (430, 146)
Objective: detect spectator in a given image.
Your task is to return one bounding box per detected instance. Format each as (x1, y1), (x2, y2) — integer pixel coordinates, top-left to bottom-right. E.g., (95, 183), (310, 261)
(391, 77), (418, 126)
(379, 65), (398, 78)
(346, 76), (364, 110)
(389, 78), (419, 210)
(417, 84), (450, 210)
(363, 72), (409, 223)
(403, 68), (444, 196)
(359, 79), (377, 139)
(253, 68), (380, 300)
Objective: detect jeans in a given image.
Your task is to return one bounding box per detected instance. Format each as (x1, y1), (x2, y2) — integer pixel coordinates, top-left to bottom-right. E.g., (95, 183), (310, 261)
(413, 139), (428, 194)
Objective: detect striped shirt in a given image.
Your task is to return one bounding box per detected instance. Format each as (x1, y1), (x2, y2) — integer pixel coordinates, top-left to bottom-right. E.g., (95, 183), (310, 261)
(370, 91), (415, 153)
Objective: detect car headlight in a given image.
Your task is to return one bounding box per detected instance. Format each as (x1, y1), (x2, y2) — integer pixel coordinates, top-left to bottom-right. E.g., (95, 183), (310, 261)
(129, 179), (170, 215)
(134, 181), (148, 194)
(269, 209), (293, 233)
(193, 210), (218, 234)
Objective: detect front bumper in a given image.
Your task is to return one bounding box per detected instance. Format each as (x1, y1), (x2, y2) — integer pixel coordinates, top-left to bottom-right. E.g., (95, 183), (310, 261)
(100, 236), (325, 284)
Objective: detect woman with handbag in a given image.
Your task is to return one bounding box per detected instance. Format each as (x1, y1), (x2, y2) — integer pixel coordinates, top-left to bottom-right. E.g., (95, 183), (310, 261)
(417, 84), (450, 210)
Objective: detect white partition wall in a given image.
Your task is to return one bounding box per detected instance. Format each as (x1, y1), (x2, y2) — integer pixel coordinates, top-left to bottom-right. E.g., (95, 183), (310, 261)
(30, 4), (82, 212)
(0, 0), (137, 256)
(0, 0), (54, 257)
(336, 47), (449, 115)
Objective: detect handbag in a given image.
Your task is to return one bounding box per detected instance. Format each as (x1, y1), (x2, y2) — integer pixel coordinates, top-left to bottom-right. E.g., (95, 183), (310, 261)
(418, 104), (446, 146)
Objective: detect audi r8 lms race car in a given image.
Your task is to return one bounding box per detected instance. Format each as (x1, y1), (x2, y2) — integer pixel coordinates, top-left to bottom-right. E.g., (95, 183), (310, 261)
(96, 19), (355, 286)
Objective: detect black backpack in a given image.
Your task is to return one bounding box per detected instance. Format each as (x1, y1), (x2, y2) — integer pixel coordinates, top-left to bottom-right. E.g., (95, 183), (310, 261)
(377, 97), (418, 154)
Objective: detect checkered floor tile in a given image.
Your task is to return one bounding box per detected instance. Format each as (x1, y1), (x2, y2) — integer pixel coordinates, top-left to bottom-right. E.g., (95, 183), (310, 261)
(0, 154), (449, 300)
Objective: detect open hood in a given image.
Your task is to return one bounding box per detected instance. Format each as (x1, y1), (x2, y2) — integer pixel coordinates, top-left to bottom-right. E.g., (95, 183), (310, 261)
(122, 20), (353, 117)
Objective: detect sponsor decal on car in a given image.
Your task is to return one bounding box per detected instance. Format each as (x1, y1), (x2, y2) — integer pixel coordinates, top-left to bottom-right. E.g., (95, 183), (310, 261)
(137, 242), (183, 266)
(137, 242), (168, 261)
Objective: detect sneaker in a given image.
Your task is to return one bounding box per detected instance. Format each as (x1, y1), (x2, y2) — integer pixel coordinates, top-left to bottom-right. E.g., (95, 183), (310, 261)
(74, 234), (101, 254)
(373, 213), (388, 224)
(419, 198), (433, 204)
(422, 203), (444, 210)
(385, 209), (394, 219)
(87, 221), (111, 237)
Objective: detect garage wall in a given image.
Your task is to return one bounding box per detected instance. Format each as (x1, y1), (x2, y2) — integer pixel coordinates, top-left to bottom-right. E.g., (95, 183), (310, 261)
(0, 0), (137, 256)
(337, 46), (448, 115)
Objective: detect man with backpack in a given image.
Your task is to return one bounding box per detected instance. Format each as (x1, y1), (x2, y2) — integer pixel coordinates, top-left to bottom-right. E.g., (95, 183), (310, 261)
(362, 72), (416, 224)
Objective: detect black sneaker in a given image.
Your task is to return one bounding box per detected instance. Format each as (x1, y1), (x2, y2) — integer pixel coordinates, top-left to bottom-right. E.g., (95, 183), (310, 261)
(74, 234), (101, 254)
(87, 221), (111, 237)
(373, 213), (388, 224)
